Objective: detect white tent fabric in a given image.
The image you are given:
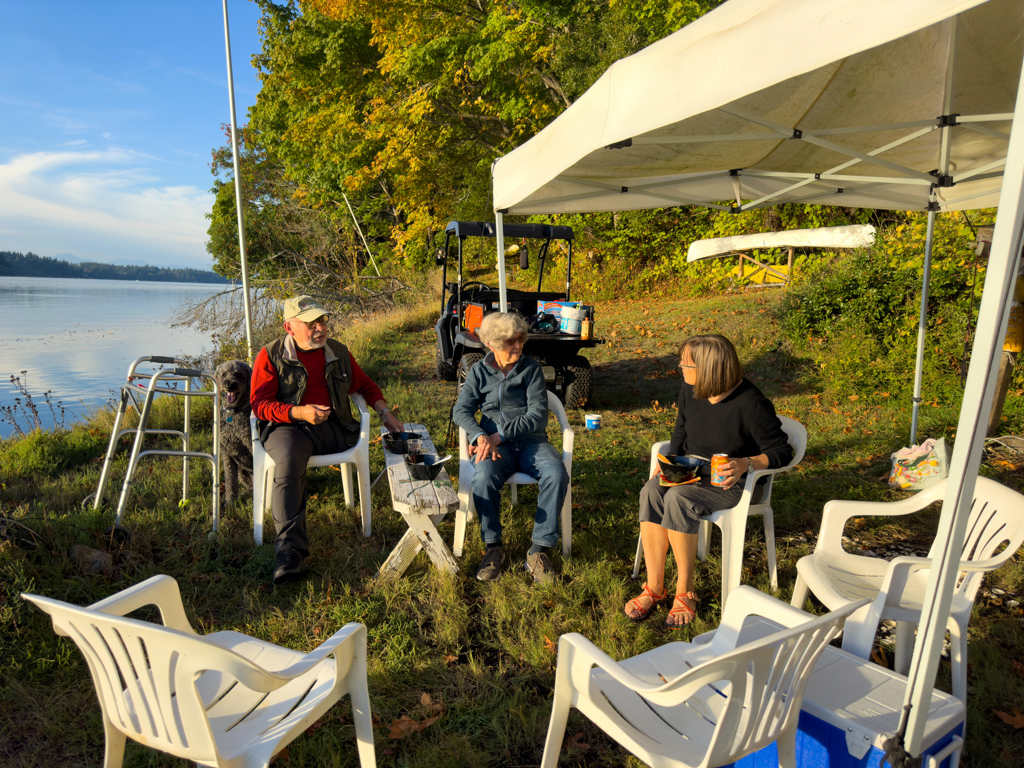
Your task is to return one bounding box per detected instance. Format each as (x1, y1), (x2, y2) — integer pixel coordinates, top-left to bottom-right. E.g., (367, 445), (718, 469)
(493, 0), (1020, 216)
(687, 224), (875, 262)
(490, 0), (1024, 758)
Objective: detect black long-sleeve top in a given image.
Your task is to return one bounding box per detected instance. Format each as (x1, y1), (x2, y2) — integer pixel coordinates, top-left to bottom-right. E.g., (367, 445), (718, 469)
(668, 378), (793, 468)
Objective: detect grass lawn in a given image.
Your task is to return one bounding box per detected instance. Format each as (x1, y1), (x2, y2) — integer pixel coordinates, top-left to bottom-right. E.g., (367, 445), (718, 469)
(2, 289), (1023, 767)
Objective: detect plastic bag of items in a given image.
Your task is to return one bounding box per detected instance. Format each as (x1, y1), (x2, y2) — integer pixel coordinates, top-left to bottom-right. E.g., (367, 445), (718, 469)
(888, 438), (950, 491)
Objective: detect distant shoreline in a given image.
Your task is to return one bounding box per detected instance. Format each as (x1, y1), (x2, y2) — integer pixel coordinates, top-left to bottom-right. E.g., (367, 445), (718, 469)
(0, 274), (230, 287)
(1, 250), (229, 284)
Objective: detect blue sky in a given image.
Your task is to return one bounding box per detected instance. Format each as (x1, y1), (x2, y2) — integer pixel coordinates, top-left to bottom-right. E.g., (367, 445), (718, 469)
(0, 1), (264, 270)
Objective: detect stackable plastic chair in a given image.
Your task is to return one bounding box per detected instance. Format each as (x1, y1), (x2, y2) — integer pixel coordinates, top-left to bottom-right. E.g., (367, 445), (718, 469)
(454, 390), (574, 557)
(632, 416), (806, 605)
(541, 586), (869, 768)
(791, 476), (1024, 708)
(251, 393), (372, 544)
(24, 575), (376, 768)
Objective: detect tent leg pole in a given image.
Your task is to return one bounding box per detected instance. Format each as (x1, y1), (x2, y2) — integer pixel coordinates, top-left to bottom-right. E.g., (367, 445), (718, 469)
(904, 46), (1024, 754)
(910, 208), (937, 445)
(495, 211), (508, 313)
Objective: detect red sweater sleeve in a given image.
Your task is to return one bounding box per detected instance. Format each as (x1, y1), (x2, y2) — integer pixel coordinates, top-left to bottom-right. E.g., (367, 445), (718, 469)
(250, 348), (294, 423)
(349, 353), (385, 406)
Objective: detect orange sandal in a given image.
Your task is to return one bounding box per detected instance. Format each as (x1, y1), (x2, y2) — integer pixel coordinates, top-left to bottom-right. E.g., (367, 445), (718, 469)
(665, 592), (700, 629)
(624, 583), (669, 621)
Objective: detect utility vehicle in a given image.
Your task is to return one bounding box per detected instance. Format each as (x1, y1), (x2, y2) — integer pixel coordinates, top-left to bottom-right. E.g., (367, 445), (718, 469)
(433, 220), (600, 408)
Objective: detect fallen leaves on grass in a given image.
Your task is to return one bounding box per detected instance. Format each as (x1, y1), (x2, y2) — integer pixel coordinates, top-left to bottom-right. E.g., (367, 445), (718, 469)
(388, 715), (439, 739)
(388, 695), (446, 739)
(994, 710), (1024, 730)
(565, 732), (590, 752)
(871, 646), (888, 668)
(544, 636), (558, 654)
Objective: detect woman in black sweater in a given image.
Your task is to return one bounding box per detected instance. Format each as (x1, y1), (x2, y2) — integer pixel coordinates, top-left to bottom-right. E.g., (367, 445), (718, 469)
(624, 334), (793, 628)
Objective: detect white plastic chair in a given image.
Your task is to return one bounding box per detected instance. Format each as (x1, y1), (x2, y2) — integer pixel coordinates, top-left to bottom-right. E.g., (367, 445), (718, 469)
(541, 586), (869, 768)
(454, 390), (574, 557)
(791, 476), (1024, 708)
(632, 416), (806, 605)
(250, 393), (372, 545)
(23, 575), (376, 768)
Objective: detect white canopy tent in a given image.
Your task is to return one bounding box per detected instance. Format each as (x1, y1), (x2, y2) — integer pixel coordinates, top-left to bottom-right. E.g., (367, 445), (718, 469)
(490, 0), (1024, 759)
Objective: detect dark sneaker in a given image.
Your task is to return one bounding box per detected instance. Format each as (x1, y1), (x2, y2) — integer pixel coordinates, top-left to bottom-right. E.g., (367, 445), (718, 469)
(274, 549), (310, 585)
(476, 546), (505, 581)
(525, 551), (557, 585)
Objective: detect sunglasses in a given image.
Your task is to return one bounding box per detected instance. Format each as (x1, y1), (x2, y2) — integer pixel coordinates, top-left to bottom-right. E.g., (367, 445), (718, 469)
(300, 315), (329, 329)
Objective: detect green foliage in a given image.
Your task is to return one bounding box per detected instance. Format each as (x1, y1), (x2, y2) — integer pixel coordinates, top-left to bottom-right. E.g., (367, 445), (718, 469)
(0, 428), (108, 478)
(780, 211), (997, 400)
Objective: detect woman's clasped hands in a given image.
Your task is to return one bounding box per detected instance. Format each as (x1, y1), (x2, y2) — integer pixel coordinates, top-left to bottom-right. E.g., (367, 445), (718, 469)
(471, 433), (503, 461)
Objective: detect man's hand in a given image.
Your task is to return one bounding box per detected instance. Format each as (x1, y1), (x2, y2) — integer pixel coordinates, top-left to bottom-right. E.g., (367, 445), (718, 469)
(469, 433), (502, 462)
(381, 410), (403, 434)
(292, 404), (331, 425)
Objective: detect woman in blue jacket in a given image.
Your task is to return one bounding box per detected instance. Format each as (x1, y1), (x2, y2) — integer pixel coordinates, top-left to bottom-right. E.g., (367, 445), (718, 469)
(453, 312), (568, 585)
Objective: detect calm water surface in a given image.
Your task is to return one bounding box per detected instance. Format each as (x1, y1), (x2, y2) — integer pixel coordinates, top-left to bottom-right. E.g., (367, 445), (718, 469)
(0, 276), (227, 438)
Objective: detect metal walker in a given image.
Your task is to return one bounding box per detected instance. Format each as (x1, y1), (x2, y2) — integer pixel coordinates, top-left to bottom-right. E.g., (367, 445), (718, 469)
(85, 356), (220, 541)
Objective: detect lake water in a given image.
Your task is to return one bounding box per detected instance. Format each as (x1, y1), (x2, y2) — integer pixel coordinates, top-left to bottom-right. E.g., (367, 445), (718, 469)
(0, 276), (228, 439)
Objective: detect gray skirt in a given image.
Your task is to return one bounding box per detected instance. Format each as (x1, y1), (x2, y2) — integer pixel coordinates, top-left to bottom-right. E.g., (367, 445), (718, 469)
(639, 475), (751, 535)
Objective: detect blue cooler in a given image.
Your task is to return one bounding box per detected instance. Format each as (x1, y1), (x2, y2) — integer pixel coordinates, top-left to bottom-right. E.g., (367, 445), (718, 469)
(695, 617), (965, 768)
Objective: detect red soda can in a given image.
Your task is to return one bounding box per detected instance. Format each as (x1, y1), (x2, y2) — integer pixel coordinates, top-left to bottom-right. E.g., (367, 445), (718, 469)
(711, 454), (729, 487)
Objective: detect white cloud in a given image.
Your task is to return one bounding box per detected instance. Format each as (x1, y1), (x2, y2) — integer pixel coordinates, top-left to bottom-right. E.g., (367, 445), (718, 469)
(0, 148), (215, 270)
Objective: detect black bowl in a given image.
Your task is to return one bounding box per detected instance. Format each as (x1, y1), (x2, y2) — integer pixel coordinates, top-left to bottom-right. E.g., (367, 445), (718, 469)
(405, 454), (448, 481)
(383, 431), (423, 454)
(657, 455), (705, 484)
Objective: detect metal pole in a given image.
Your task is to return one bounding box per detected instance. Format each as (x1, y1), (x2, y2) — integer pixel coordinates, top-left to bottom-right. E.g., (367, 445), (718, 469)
(495, 211), (508, 313)
(910, 207), (937, 445)
(904, 51), (1024, 754)
(222, 0), (255, 363)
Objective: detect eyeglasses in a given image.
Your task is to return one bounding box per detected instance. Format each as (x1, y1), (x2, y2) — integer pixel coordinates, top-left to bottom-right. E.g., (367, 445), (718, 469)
(506, 335), (526, 347)
(301, 315), (329, 329)
(678, 362), (696, 370)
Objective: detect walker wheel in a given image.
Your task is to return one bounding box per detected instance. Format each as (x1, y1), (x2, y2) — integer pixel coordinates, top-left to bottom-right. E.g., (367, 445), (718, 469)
(81, 493), (102, 511)
(103, 525), (132, 547)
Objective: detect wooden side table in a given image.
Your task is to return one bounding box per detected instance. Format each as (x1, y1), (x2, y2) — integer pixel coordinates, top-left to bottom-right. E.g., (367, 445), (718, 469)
(377, 423), (460, 582)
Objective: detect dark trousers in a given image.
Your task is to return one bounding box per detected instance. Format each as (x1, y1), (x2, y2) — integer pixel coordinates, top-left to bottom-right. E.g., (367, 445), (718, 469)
(263, 419), (350, 556)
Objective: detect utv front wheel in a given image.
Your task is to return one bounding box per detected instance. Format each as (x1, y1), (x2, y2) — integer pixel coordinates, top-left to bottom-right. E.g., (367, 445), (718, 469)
(563, 356), (593, 409)
(457, 353), (484, 394)
(436, 346), (458, 381)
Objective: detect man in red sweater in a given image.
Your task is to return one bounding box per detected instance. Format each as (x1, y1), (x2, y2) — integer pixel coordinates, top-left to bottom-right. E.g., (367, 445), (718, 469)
(251, 295), (402, 583)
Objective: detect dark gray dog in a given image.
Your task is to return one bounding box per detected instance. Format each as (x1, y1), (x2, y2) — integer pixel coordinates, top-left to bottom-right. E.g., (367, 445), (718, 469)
(215, 360), (254, 507)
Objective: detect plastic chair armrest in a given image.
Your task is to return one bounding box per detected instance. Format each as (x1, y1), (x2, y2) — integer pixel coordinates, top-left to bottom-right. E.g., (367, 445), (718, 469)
(649, 441), (671, 479)
(558, 633), (669, 696)
(268, 623), (366, 681)
(708, 586), (816, 653)
(86, 575), (196, 634)
(350, 393), (371, 441)
(459, 426), (471, 460)
(250, 412), (260, 443)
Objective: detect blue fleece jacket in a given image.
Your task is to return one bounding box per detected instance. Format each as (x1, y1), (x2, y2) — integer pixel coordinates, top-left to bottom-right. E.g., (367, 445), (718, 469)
(453, 353), (549, 445)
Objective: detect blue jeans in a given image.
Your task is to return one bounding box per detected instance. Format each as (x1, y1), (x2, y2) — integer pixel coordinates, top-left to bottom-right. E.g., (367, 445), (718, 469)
(471, 437), (568, 548)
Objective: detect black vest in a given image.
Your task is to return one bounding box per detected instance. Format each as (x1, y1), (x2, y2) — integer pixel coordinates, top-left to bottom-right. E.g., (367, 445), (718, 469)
(262, 335), (360, 446)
